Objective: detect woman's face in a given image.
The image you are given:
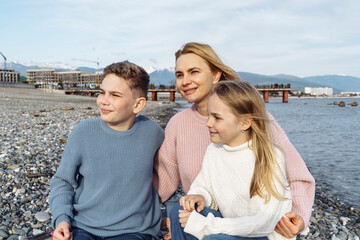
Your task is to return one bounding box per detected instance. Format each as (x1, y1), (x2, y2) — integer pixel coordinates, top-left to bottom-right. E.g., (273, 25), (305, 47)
(175, 53), (220, 105)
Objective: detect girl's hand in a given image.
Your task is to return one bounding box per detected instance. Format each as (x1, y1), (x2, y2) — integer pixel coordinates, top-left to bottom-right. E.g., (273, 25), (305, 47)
(180, 194), (205, 212)
(179, 209), (192, 228)
(275, 212), (305, 238)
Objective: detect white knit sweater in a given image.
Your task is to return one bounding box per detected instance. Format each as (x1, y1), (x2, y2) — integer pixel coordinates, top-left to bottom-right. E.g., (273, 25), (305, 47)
(184, 141), (295, 240)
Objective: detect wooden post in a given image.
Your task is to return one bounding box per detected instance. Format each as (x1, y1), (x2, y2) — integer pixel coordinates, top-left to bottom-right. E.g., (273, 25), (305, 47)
(263, 91), (269, 103)
(170, 91), (175, 102)
(283, 90), (288, 103)
(88, 92), (92, 97)
(152, 91), (158, 101)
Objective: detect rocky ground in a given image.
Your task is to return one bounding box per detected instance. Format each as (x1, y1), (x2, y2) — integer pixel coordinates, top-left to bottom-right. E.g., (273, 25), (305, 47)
(0, 88), (359, 240)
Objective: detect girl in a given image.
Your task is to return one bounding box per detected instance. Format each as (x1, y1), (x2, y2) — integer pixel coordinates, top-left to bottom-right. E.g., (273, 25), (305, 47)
(153, 42), (314, 239)
(171, 80), (294, 240)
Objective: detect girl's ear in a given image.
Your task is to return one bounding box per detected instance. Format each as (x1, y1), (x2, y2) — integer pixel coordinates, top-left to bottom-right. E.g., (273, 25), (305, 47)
(133, 97), (146, 114)
(241, 115), (253, 131)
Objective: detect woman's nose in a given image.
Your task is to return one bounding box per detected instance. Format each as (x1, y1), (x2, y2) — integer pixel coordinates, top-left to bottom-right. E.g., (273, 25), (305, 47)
(182, 74), (191, 86)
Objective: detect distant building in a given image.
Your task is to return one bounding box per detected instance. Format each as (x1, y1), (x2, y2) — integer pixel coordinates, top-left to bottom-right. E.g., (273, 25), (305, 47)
(0, 68), (20, 83)
(337, 92), (360, 97)
(26, 68), (103, 88)
(304, 87), (333, 96)
(27, 69), (56, 87)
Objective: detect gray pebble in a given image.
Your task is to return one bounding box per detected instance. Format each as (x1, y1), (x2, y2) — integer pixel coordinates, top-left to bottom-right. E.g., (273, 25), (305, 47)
(34, 212), (50, 222)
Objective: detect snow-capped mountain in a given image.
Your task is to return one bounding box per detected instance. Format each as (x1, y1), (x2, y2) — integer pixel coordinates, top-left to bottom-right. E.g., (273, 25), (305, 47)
(11, 61), (74, 70)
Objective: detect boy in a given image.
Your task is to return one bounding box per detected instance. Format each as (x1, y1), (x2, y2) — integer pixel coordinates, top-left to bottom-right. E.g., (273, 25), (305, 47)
(50, 61), (164, 240)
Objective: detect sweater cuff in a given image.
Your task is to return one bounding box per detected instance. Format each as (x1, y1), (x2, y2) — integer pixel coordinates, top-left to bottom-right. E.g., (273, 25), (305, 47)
(54, 214), (71, 229)
(184, 211), (208, 240)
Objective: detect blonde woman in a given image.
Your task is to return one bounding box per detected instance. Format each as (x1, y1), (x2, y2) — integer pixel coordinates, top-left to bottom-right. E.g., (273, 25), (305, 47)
(153, 42), (315, 239)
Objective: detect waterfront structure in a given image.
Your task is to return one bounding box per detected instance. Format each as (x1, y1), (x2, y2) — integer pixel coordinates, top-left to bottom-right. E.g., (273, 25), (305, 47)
(0, 68), (20, 83)
(255, 84), (291, 103)
(26, 68), (103, 88)
(305, 87), (333, 96)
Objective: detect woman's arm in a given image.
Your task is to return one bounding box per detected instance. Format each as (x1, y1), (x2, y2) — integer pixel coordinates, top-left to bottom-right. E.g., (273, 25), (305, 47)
(267, 112), (315, 229)
(153, 117), (181, 203)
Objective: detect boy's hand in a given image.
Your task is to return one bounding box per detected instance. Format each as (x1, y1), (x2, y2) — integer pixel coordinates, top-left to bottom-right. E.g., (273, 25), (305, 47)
(275, 212), (305, 238)
(160, 217), (171, 240)
(53, 221), (72, 240)
(179, 209), (192, 228)
(180, 194), (205, 212)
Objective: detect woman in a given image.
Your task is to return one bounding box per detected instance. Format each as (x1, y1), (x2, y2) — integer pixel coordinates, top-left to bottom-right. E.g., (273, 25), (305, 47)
(153, 42), (315, 239)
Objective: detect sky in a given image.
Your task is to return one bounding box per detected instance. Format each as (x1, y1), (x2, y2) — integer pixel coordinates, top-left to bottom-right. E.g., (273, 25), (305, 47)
(1, 0), (360, 77)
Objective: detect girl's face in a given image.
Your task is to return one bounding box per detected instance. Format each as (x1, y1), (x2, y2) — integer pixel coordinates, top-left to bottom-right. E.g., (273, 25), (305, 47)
(206, 94), (250, 147)
(175, 53), (220, 105)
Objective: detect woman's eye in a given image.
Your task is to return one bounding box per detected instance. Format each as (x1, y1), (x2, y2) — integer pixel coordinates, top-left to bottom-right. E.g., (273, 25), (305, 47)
(176, 73), (183, 78)
(191, 70), (198, 74)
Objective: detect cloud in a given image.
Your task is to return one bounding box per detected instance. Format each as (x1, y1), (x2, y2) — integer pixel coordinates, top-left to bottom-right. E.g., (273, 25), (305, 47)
(1, 0), (360, 77)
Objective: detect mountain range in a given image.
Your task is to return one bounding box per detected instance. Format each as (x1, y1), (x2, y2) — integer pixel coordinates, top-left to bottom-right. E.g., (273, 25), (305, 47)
(5, 62), (360, 93)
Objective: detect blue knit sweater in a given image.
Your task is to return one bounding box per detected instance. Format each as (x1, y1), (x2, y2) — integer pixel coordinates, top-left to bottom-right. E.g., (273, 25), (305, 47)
(50, 115), (164, 237)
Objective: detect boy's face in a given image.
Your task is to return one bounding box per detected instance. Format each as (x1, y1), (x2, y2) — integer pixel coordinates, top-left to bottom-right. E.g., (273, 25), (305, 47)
(97, 73), (138, 131)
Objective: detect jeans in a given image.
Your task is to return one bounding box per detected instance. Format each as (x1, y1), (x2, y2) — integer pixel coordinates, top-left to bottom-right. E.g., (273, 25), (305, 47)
(169, 202), (268, 240)
(72, 227), (153, 240)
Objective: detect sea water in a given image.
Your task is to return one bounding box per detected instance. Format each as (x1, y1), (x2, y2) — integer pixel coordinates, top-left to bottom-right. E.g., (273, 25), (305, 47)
(176, 97), (360, 206)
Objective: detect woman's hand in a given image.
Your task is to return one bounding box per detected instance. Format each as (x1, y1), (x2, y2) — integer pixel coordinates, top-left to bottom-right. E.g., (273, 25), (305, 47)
(179, 209), (192, 228)
(53, 221), (72, 240)
(275, 212), (305, 238)
(180, 194), (205, 212)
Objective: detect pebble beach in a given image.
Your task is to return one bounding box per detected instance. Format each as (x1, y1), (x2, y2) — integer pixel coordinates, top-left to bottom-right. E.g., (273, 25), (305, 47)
(0, 87), (359, 240)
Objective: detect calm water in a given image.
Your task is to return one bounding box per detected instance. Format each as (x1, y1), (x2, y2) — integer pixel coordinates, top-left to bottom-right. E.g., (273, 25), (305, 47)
(176, 98), (360, 206)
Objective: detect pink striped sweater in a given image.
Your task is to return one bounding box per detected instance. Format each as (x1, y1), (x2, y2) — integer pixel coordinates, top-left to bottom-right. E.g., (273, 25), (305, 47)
(153, 104), (315, 228)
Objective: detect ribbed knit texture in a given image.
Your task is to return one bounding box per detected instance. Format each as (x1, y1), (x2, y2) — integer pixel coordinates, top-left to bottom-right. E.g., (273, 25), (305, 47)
(50, 116), (164, 237)
(185, 142), (294, 240)
(153, 104), (315, 229)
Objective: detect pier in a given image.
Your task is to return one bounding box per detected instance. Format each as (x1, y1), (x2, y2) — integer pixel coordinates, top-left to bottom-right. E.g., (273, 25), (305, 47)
(255, 84), (291, 103)
(148, 89), (176, 102)
(62, 84), (290, 103)
(63, 88), (177, 102)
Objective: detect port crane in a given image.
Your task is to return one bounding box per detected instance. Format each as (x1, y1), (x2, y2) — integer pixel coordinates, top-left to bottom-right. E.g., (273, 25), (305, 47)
(0, 52), (6, 82)
(72, 58), (100, 86)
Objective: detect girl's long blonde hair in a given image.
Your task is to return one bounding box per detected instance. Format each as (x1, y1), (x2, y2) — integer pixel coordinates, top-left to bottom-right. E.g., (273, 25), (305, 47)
(175, 42), (240, 81)
(211, 80), (288, 202)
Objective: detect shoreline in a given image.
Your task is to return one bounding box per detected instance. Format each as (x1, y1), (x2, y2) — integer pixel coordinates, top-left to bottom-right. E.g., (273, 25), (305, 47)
(0, 88), (359, 239)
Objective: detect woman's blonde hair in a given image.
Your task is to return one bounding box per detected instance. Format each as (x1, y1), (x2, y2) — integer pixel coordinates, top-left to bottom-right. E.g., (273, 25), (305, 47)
(175, 42), (241, 81)
(211, 80), (288, 202)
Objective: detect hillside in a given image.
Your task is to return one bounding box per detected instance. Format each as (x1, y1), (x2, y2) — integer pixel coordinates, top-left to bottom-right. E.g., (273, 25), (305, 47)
(5, 62), (360, 92)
